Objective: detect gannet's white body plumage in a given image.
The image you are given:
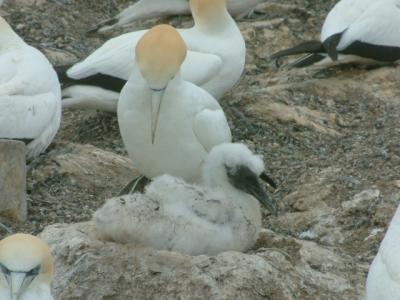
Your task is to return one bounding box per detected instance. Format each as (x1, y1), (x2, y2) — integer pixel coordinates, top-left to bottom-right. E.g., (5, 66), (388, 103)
(0, 16), (61, 159)
(323, 0), (400, 53)
(0, 234), (54, 300)
(94, 143), (275, 256)
(95, 0), (264, 32)
(61, 0), (245, 112)
(366, 205), (400, 300)
(271, 0), (400, 67)
(320, 0), (376, 43)
(118, 24), (231, 182)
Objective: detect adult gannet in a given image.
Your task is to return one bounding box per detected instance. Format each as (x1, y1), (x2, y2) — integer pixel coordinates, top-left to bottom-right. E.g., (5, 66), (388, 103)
(271, 0), (400, 68)
(90, 0), (264, 33)
(0, 16), (61, 159)
(118, 24), (231, 186)
(94, 143), (277, 256)
(0, 234), (54, 300)
(59, 0), (245, 112)
(366, 205), (400, 299)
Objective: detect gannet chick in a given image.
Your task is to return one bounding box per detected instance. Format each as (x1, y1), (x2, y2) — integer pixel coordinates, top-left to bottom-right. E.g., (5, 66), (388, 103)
(0, 16), (61, 159)
(94, 143), (276, 256)
(91, 0), (264, 33)
(366, 205), (400, 299)
(58, 0), (245, 112)
(0, 234), (54, 300)
(118, 24), (231, 183)
(271, 0), (400, 68)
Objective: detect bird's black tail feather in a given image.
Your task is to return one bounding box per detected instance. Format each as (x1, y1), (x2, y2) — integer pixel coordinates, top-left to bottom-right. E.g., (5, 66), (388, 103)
(54, 65), (73, 85)
(289, 53), (326, 68)
(54, 65), (126, 92)
(270, 40), (325, 60)
(87, 17), (118, 34)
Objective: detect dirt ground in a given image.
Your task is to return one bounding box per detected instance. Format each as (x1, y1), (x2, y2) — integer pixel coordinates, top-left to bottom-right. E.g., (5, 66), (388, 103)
(1, 0), (400, 298)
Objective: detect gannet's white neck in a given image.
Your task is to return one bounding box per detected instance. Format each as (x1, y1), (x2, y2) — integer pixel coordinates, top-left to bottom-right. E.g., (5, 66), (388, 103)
(135, 24), (187, 143)
(0, 17), (25, 51)
(190, 0), (234, 33)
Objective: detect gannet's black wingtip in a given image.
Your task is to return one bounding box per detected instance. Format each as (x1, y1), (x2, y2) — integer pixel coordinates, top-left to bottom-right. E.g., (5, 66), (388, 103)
(86, 17), (118, 35)
(270, 40), (325, 61)
(288, 53), (326, 68)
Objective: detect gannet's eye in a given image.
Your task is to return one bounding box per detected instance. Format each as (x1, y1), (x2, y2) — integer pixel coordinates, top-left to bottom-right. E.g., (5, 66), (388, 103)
(26, 265), (40, 277)
(0, 263), (10, 276)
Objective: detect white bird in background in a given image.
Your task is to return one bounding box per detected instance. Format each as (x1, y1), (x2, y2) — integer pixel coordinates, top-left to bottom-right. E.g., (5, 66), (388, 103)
(0, 16), (61, 160)
(0, 233), (54, 300)
(271, 0), (400, 68)
(366, 205), (400, 299)
(58, 0), (245, 112)
(118, 24), (231, 187)
(91, 0), (265, 33)
(94, 143), (277, 256)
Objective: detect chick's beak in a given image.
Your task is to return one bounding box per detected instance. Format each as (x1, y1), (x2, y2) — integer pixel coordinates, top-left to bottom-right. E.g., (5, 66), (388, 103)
(226, 165), (278, 215)
(248, 181), (277, 215)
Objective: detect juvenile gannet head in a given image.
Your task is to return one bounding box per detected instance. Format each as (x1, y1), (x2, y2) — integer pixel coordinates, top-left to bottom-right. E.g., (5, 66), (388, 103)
(189, 0), (229, 30)
(203, 143), (277, 213)
(135, 24), (187, 143)
(0, 234), (53, 300)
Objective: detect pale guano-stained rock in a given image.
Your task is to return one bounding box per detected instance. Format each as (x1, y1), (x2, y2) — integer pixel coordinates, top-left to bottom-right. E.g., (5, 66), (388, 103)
(0, 140), (27, 223)
(40, 222), (366, 300)
(30, 142), (138, 192)
(42, 48), (77, 67)
(342, 189), (381, 212)
(13, 0), (45, 5)
(26, 143), (139, 228)
(249, 102), (340, 136)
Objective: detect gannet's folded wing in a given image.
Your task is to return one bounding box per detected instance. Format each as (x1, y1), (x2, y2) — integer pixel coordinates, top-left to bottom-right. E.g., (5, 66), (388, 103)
(380, 219), (400, 284)
(366, 205), (400, 299)
(321, 0), (374, 42)
(0, 93), (58, 139)
(181, 51), (222, 86)
(0, 54), (18, 84)
(338, 3), (400, 53)
(67, 30), (146, 80)
(193, 106), (231, 153)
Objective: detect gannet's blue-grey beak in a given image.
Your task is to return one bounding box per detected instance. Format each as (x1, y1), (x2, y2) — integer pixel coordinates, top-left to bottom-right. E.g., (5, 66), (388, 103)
(1, 263), (40, 300)
(150, 88), (165, 144)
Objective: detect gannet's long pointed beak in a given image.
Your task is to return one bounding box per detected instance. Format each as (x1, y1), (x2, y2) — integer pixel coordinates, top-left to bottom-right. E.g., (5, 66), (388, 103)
(150, 88), (165, 144)
(226, 165), (278, 215)
(9, 272), (27, 300)
(248, 183), (277, 215)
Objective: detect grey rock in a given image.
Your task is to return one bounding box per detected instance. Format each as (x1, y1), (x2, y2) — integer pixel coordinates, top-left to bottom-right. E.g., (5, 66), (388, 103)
(342, 189), (381, 212)
(40, 222), (365, 300)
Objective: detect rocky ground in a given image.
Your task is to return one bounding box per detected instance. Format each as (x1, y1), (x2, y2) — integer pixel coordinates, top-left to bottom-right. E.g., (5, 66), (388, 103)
(1, 0), (400, 299)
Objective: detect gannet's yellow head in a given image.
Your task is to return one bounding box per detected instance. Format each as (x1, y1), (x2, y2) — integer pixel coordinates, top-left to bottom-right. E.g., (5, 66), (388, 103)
(190, 0), (226, 16)
(136, 24), (187, 91)
(189, 0), (228, 29)
(0, 234), (53, 300)
(135, 24), (187, 144)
